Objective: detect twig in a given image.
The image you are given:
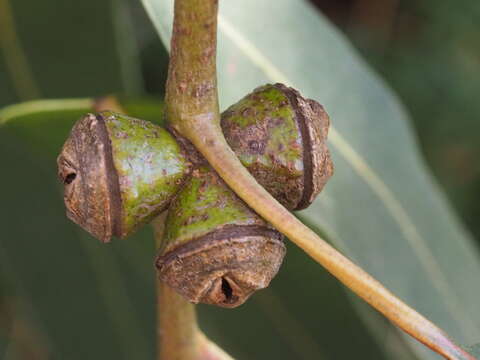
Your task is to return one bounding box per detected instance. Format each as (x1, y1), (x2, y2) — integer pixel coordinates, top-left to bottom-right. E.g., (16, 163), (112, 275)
(153, 214), (234, 360)
(153, 213), (200, 360)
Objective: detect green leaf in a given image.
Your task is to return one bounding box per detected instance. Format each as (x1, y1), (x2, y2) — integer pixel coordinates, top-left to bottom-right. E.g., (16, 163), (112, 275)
(466, 344), (480, 359)
(142, 0), (480, 359)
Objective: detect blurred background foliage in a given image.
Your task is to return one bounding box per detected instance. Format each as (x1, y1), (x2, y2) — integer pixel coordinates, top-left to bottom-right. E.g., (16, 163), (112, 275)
(315, 0), (480, 240)
(0, 0), (479, 359)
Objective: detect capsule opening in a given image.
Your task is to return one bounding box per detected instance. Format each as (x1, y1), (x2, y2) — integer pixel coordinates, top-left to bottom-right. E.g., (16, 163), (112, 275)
(220, 277), (240, 305)
(64, 172), (76, 184)
(221, 277), (233, 300)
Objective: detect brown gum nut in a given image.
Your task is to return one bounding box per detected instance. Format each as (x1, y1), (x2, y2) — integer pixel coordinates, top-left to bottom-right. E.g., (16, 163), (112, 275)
(156, 166), (286, 308)
(57, 113), (121, 242)
(221, 83), (333, 210)
(57, 112), (191, 242)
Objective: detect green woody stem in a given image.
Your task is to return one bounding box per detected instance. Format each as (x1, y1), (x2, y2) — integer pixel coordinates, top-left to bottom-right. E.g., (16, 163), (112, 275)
(157, 284), (199, 360)
(153, 214), (200, 360)
(153, 215), (234, 360)
(165, 0), (220, 135)
(165, 0), (475, 359)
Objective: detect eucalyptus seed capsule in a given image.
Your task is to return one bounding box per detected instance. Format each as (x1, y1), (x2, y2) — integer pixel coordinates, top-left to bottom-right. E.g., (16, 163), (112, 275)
(221, 83), (333, 210)
(57, 83), (333, 243)
(156, 166), (286, 308)
(57, 111), (191, 242)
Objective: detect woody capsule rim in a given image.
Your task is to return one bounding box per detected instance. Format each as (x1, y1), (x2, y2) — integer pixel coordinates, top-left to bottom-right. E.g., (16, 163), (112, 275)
(57, 111), (192, 243)
(272, 83), (333, 211)
(57, 113), (122, 242)
(220, 83), (333, 212)
(156, 224), (286, 308)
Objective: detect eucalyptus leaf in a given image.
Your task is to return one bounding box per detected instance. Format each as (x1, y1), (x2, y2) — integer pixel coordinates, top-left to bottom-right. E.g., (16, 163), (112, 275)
(466, 344), (480, 358)
(142, 0), (480, 359)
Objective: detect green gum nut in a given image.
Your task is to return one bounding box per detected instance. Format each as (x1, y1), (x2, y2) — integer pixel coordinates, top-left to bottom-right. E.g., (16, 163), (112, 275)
(57, 111), (191, 242)
(155, 166), (286, 308)
(221, 83), (333, 210)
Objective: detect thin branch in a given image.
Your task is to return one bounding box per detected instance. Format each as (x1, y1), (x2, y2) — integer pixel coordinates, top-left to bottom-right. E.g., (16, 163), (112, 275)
(153, 214), (234, 360)
(153, 214), (200, 360)
(164, 0), (475, 359)
(157, 277), (201, 360)
(162, 2), (220, 357)
(165, 0), (220, 136)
